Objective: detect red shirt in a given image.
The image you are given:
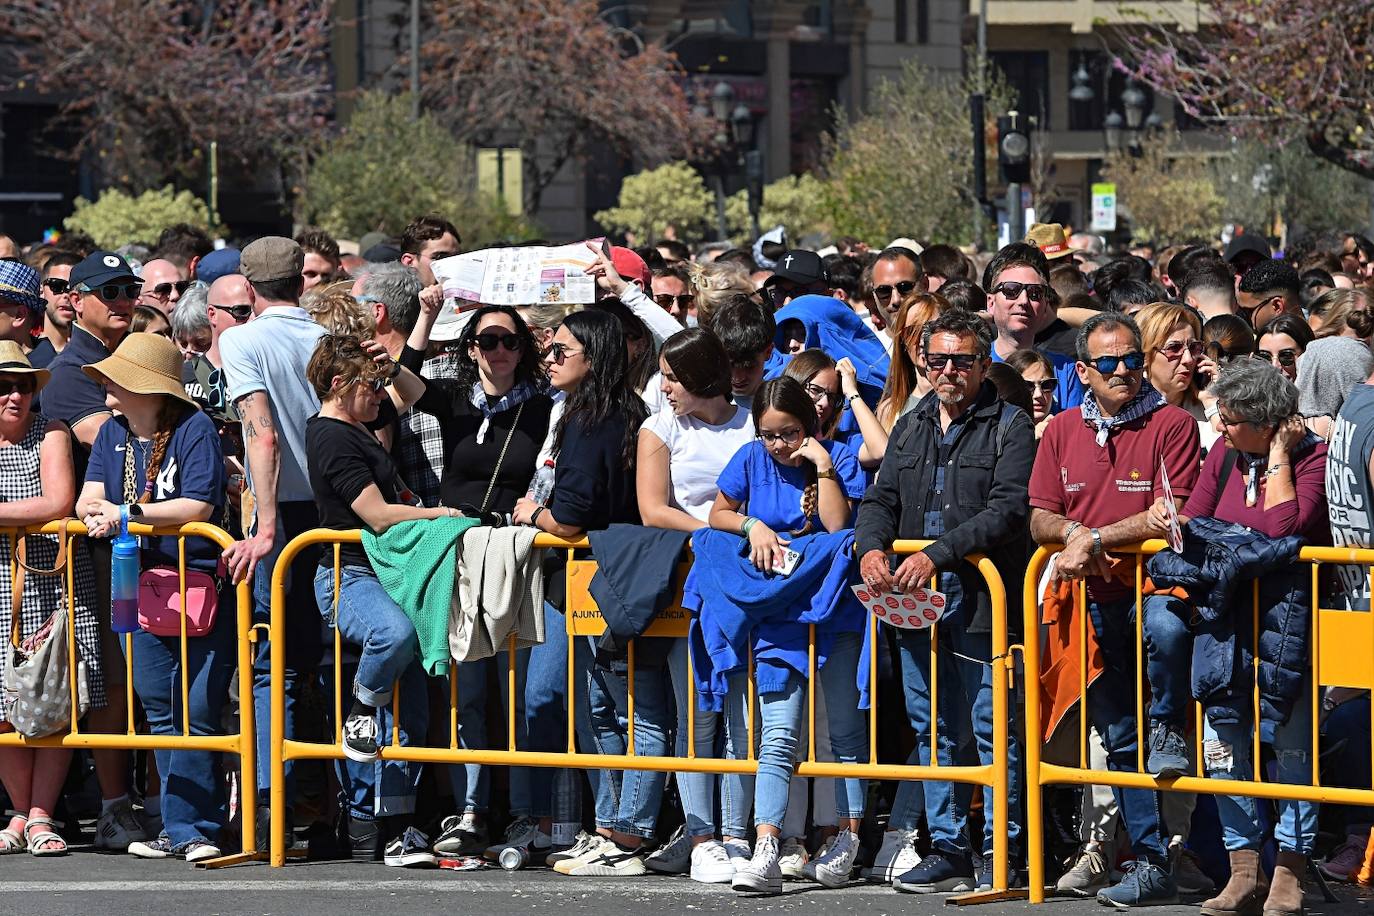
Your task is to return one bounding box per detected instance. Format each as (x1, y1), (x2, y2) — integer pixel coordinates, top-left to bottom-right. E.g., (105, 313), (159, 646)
(1183, 441), (1329, 545)
(1029, 404), (1202, 600)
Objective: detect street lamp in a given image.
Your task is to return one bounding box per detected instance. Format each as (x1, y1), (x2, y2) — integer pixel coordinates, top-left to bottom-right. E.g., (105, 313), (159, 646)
(1069, 64), (1094, 103)
(1121, 80), (1146, 131)
(697, 81), (761, 241)
(1103, 110), (1124, 154)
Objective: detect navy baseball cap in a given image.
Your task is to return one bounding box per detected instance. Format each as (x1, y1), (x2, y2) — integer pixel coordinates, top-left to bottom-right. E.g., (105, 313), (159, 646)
(69, 250), (141, 290)
(196, 247), (241, 285)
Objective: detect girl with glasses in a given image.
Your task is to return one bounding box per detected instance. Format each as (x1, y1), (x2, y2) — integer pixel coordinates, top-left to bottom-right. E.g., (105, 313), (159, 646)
(784, 349), (889, 472)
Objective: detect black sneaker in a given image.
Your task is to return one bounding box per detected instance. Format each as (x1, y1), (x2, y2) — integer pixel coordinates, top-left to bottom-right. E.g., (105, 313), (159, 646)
(1146, 720), (1189, 778)
(893, 851), (975, 894)
(975, 856), (1025, 891)
(384, 826), (437, 868)
(343, 706), (379, 762)
(348, 815), (379, 859)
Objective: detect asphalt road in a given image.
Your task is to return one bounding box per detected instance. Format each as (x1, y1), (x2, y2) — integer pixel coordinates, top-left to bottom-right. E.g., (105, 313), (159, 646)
(5, 853), (1374, 916)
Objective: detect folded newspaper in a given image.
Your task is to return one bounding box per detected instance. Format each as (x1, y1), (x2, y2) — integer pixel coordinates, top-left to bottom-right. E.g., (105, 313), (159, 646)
(430, 240), (603, 309)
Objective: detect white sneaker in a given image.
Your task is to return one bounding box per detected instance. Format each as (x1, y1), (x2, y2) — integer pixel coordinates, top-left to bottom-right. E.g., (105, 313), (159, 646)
(183, 841), (223, 864)
(801, 834), (836, 880)
(483, 816), (552, 860)
(809, 829), (861, 887)
(689, 839), (737, 884)
(732, 835), (783, 894)
(722, 837), (752, 874)
(646, 825), (691, 875)
(566, 840), (648, 877)
(546, 830), (598, 867)
(865, 828), (922, 883)
(553, 835), (616, 874)
(384, 826), (437, 868)
(96, 799), (148, 851)
(779, 836), (810, 879)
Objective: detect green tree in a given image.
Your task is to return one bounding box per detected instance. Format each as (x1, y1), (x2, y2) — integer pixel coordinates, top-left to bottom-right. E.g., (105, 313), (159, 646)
(594, 162), (714, 243)
(1100, 133), (1225, 244)
(299, 92), (536, 245)
(64, 186), (217, 250)
(725, 174), (832, 242)
(1212, 137), (1374, 239)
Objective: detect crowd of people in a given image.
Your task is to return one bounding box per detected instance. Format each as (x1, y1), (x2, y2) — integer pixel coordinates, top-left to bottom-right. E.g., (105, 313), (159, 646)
(1, 217), (1373, 914)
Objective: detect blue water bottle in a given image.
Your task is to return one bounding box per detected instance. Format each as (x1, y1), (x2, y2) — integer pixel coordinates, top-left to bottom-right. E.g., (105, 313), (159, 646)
(110, 505), (139, 634)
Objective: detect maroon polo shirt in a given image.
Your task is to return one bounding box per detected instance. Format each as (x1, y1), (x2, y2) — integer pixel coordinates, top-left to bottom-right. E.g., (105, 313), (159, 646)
(1029, 403), (1202, 600)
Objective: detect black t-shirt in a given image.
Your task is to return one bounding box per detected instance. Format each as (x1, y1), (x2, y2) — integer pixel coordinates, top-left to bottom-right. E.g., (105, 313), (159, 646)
(28, 338), (57, 370)
(1035, 318), (1082, 359)
(307, 415), (403, 570)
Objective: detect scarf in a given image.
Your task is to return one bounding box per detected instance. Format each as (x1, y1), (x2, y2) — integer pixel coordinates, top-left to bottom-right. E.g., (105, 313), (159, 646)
(470, 380), (537, 444)
(1080, 380), (1165, 447)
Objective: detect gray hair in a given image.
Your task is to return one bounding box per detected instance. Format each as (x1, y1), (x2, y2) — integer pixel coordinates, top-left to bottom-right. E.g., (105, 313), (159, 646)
(921, 308), (992, 359)
(171, 281), (211, 340)
(1208, 357), (1297, 429)
(1076, 311), (1143, 363)
(359, 261), (422, 334)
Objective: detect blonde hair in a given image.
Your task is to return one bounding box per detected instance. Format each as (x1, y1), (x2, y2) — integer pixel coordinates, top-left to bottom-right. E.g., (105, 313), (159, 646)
(877, 291), (950, 430)
(688, 260), (754, 326)
(1135, 301), (1203, 408)
(1312, 288), (1374, 339)
(306, 287), (377, 338)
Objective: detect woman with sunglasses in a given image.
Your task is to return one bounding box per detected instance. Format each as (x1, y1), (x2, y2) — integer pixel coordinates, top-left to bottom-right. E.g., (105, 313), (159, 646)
(1005, 349), (1056, 438)
(1137, 302), (1219, 452)
(708, 376), (869, 893)
(401, 299), (555, 855)
(1254, 314), (1314, 384)
(876, 292), (949, 431)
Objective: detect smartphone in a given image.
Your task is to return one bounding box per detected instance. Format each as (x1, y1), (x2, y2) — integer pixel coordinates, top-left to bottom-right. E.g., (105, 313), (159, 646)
(771, 548), (801, 577)
(601, 237), (613, 261)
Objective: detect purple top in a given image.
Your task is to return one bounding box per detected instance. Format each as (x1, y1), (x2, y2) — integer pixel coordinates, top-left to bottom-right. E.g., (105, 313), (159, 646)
(1183, 439), (1330, 544)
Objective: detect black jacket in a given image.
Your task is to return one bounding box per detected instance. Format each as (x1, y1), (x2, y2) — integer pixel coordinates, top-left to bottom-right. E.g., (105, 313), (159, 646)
(855, 382), (1036, 634)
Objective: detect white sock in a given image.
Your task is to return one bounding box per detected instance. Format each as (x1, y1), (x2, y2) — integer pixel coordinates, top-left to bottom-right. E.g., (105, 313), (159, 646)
(102, 794), (130, 816)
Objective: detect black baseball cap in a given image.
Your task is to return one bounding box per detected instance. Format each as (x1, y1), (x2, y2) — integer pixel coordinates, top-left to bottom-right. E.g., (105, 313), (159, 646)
(764, 249), (827, 287)
(1224, 233), (1271, 265)
(69, 250), (141, 290)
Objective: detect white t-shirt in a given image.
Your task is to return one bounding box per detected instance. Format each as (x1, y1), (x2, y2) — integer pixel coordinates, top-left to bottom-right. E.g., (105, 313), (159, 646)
(640, 404), (755, 522)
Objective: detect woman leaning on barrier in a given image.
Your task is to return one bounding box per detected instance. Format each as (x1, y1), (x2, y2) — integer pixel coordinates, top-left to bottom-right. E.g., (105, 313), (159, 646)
(1143, 358), (1328, 916)
(0, 342), (101, 858)
(76, 333), (233, 863)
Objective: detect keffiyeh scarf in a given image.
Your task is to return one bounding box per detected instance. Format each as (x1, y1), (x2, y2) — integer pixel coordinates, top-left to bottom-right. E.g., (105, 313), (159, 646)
(1080, 380), (1165, 447)
(470, 380), (537, 444)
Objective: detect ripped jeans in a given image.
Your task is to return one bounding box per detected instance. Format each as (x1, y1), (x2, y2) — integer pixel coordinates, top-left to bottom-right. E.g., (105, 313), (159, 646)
(1203, 673), (1317, 856)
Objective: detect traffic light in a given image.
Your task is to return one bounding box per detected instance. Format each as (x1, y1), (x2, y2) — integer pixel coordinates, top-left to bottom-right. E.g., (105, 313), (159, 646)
(998, 110), (1031, 184)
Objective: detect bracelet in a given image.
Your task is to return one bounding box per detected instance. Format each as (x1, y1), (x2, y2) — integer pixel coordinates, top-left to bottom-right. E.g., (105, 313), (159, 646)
(1205, 403), (1220, 420)
(741, 516), (759, 537)
(1063, 521), (1082, 544)
(530, 506), (546, 528)
(1264, 462), (1290, 478)
(817, 467), (837, 480)
(1089, 528), (1104, 557)
(846, 393), (862, 406)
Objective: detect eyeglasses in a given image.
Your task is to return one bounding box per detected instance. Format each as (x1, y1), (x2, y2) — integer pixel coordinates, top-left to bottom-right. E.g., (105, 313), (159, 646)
(81, 283), (141, 303)
(1084, 351), (1146, 374)
(548, 342), (581, 364)
(475, 332), (523, 352)
(210, 303), (253, 322)
(873, 280), (919, 301)
(758, 427), (804, 446)
(924, 353), (979, 372)
(1024, 378), (1057, 395)
(1155, 339), (1203, 361)
(1217, 412), (1252, 430)
(1255, 348), (1299, 368)
(0, 378), (36, 397)
(147, 280), (192, 299)
(804, 382), (840, 402)
(42, 278), (68, 295)
(991, 281), (1048, 302)
(653, 293), (694, 311)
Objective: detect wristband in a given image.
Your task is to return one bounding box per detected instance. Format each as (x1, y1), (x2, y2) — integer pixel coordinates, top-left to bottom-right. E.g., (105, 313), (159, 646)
(1205, 403), (1220, 420)
(1063, 521), (1082, 544)
(846, 394), (862, 407)
(741, 516), (759, 537)
(530, 506), (546, 528)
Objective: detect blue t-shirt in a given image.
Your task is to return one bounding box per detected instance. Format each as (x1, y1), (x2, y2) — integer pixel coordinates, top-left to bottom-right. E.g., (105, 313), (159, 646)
(86, 408), (226, 571)
(717, 439), (866, 534)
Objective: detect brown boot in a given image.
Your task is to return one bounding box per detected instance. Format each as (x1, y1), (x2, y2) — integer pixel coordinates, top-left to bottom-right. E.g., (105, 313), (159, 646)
(1200, 850), (1267, 916)
(1262, 851), (1307, 916)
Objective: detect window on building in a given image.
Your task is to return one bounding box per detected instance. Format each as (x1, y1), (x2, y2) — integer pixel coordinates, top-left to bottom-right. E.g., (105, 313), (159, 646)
(915, 0), (928, 43)
(895, 0), (908, 43)
(1069, 51), (1159, 132)
(990, 51), (1050, 127)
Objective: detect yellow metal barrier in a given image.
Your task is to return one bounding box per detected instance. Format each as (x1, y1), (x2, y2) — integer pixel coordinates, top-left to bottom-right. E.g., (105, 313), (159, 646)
(268, 528), (1018, 898)
(1022, 540), (1374, 903)
(0, 519), (259, 866)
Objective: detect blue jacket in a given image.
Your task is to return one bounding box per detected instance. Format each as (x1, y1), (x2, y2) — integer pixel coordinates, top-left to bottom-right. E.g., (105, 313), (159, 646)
(769, 295), (889, 439)
(683, 528), (870, 712)
(587, 524), (690, 669)
(1147, 517), (1307, 735)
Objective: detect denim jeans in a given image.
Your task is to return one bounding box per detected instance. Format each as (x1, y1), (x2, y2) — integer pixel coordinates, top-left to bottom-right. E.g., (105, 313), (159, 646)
(1142, 595), (1194, 725)
(580, 641), (673, 838)
(783, 683), (837, 838)
(667, 637), (753, 838)
(446, 656), (531, 817)
(1087, 598), (1168, 864)
(127, 583), (237, 847)
(524, 601), (580, 821)
(895, 623), (1023, 859)
(1204, 675), (1317, 855)
(313, 566), (426, 816)
(753, 631), (867, 830)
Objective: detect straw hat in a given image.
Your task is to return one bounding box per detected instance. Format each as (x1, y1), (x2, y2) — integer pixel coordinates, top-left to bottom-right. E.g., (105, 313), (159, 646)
(1025, 223), (1073, 260)
(83, 332), (196, 405)
(0, 340), (51, 391)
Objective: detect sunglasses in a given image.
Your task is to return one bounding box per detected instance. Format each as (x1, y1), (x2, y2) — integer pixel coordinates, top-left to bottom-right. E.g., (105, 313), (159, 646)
(365, 377), (391, 394)
(0, 378), (36, 397)
(42, 278), (69, 295)
(804, 382), (840, 402)
(148, 280), (192, 298)
(1255, 348), (1299, 368)
(1084, 351), (1146, 374)
(82, 283), (141, 303)
(924, 353), (979, 371)
(1024, 378), (1057, 395)
(873, 280), (919, 301)
(475, 332), (523, 352)
(759, 428), (804, 446)
(653, 293), (694, 311)
(1156, 339), (1203, 361)
(210, 303), (253, 322)
(991, 281), (1048, 302)
(548, 342), (581, 364)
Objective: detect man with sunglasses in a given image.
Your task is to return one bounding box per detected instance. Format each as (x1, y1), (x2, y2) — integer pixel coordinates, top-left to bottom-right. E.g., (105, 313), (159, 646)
(1028, 312), (1201, 908)
(856, 309), (1035, 894)
(650, 263), (694, 321)
(138, 257), (190, 309)
(985, 242), (1084, 412)
(761, 249), (833, 307)
(866, 247), (925, 343)
(1235, 258), (1300, 330)
(182, 273), (252, 428)
(30, 250), (82, 368)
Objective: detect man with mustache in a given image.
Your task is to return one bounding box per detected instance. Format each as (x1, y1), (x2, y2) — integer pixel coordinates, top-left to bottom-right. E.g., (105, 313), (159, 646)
(986, 243), (1084, 412)
(1027, 312), (1201, 908)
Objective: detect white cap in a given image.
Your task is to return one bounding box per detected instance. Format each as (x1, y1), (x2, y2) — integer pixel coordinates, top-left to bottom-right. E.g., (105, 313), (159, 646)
(886, 237), (925, 255)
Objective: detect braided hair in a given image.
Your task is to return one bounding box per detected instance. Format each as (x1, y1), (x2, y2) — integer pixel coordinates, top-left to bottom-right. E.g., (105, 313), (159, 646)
(751, 376), (823, 537)
(140, 397), (193, 503)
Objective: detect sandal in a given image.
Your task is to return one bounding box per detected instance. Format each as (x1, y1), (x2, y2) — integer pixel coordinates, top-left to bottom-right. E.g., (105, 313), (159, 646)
(0, 811), (26, 854)
(25, 816), (67, 857)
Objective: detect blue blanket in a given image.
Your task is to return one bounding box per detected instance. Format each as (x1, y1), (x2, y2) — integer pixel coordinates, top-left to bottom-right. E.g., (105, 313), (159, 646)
(682, 527), (870, 712)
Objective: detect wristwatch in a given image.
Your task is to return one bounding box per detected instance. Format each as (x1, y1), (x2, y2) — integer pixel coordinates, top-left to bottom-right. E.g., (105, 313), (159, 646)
(1089, 528), (1103, 556)
(127, 504), (144, 518)
(817, 467), (837, 480)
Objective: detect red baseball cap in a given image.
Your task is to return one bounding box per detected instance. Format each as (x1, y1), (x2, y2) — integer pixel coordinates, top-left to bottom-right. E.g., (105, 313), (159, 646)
(610, 246), (651, 287)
